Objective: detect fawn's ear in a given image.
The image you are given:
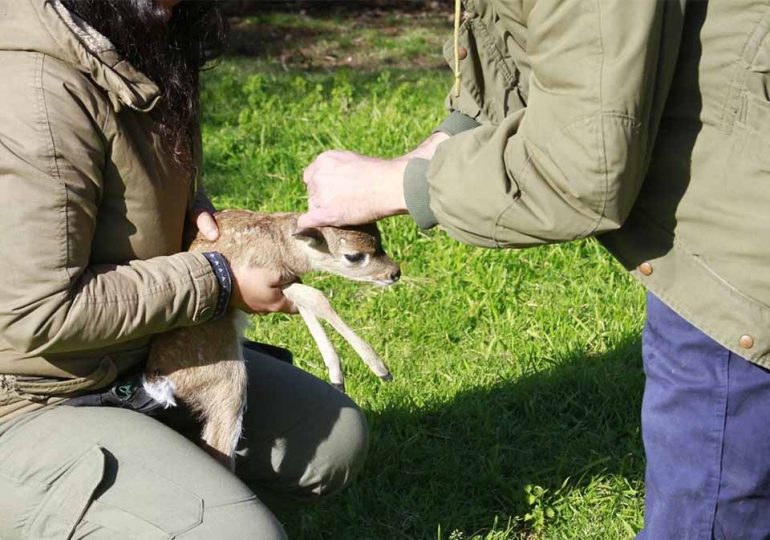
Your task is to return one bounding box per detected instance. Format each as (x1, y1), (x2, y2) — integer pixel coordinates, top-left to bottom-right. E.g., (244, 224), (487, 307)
(292, 227), (325, 247)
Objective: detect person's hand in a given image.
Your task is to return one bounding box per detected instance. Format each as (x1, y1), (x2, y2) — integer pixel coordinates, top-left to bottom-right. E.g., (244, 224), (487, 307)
(298, 132), (450, 228)
(298, 150), (408, 228)
(191, 194), (219, 241)
(229, 266), (297, 315)
(192, 207), (219, 241)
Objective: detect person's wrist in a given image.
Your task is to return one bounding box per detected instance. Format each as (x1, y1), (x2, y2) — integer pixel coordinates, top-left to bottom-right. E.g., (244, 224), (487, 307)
(229, 274), (248, 313)
(381, 159), (409, 217)
(404, 132), (450, 161)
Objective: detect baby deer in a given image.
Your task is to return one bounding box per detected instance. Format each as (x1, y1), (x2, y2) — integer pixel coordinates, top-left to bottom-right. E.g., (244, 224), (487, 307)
(144, 210), (400, 469)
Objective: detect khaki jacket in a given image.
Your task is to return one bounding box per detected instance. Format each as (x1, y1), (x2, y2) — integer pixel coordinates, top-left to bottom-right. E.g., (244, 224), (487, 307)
(0, 0), (220, 420)
(404, 0), (770, 368)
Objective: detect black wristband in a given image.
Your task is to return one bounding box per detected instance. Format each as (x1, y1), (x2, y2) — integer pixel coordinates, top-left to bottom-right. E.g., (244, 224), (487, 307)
(202, 252), (233, 319)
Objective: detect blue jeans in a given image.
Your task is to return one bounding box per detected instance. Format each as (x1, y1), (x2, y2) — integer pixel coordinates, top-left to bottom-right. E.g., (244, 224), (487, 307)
(638, 294), (770, 539)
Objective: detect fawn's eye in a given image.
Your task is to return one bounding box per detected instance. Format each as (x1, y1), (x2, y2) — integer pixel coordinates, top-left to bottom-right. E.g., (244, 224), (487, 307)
(344, 253), (365, 264)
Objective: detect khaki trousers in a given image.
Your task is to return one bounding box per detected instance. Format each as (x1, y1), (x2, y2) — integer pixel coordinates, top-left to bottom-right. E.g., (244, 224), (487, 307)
(0, 347), (369, 539)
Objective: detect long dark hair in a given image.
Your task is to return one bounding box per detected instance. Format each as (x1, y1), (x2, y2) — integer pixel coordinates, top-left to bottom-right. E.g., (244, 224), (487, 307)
(59, 0), (228, 171)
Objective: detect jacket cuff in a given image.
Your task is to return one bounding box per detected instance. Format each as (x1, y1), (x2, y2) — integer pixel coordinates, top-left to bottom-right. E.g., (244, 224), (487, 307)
(434, 111), (481, 136)
(404, 158), (438, 229)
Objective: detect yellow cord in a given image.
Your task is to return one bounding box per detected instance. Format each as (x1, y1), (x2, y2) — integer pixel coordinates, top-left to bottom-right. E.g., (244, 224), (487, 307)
(453, 0), (461, 97)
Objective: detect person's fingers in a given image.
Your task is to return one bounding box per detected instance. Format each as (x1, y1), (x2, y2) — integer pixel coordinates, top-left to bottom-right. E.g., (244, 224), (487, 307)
(296, 211), (323, 229)
(303, 158), (321, 185)
(194, 209), (219, 241)
(259, 274), (298, 314)
(271, 272), (300, 315)
(252, 293), (296, 315)
(297, 208), (344, 228)
(273, 295), (298, 314)
(303, 150), (349, 183)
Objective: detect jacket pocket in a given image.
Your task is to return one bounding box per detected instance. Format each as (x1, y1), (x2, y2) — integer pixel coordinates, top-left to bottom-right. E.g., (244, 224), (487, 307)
(25, 445), (105, 540)
(79, 459), (204, 539)
(739, 5), (770, 135)
(739, 92), (770, 142)
(6, 356), (118, 403)
(443, 9), (522, 124)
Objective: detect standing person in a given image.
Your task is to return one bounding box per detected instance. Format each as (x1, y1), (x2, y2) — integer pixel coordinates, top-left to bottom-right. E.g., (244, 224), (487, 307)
(299, 1), (770, 537)
(0, 1), (368, 538)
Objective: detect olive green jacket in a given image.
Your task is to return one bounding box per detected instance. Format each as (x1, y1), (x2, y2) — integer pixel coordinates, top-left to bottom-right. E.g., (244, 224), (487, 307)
(0, 0), (220, 420)
(404, 0), (770, 368)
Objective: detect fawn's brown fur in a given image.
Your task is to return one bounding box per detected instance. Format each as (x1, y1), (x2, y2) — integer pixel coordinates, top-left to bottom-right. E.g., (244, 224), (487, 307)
(144, 210), (399, 469)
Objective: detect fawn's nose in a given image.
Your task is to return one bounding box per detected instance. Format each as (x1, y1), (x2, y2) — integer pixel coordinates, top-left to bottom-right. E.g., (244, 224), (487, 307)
(390, 269), (401, 282)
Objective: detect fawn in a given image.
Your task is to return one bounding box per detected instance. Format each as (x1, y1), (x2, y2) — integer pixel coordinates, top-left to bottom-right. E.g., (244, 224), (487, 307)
(143, 210), (400, 469)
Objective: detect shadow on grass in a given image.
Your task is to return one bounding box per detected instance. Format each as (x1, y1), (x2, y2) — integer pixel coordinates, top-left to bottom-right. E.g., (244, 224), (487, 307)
(284, 334), (646, 539)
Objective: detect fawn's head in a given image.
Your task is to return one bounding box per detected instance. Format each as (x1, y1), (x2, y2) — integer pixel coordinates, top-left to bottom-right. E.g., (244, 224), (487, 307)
(293, 223), (400, 285)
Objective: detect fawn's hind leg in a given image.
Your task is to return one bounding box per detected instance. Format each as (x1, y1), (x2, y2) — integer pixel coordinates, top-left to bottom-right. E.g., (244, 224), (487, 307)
(196, 358), (248, 471)
(146, 312), (249, 471)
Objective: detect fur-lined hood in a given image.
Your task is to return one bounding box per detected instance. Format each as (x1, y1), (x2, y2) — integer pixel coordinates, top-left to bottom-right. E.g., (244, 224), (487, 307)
(0, 0), (160, 111)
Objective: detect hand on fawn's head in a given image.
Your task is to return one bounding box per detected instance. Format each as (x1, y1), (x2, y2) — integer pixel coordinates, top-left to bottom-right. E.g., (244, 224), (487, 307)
(293, 223), (401, 286)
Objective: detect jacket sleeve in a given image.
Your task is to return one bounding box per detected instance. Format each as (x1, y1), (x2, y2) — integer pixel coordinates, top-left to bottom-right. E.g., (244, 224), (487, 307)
(0, 55), (219, 356)
(404, 0), (680, 247)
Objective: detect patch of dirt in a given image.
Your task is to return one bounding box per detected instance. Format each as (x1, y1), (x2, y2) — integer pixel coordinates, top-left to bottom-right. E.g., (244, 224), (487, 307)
(222, 0), (448, 17)
(226, 9), (453, 70)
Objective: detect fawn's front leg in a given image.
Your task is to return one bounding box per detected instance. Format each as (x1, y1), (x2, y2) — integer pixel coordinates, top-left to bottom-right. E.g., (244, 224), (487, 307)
(297, 306), (346, 392)
(283, 283), (393, 383)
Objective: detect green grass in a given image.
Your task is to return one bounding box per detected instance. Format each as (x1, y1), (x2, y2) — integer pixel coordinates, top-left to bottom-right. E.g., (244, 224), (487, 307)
(200, 14), (647, 539)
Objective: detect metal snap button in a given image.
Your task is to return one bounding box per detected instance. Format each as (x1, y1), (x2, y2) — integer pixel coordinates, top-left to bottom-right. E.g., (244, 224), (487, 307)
(739, 334), (755, 349)
(638, 262), (653, 276)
